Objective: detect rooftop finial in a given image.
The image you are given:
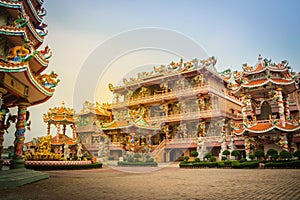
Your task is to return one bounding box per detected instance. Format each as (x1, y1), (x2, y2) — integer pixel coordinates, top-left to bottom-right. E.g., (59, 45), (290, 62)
(258, 54), (263, 61)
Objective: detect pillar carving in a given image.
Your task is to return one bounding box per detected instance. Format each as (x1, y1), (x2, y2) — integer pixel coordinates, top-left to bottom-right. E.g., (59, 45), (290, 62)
(13, 102), (29, 158)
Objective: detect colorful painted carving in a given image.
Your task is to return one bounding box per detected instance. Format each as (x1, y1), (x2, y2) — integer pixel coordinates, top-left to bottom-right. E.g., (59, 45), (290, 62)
(39, 71), (60, 90)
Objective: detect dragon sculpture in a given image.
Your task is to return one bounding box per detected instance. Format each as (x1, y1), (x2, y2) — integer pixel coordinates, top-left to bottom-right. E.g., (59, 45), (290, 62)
(38, 71), (60, 90)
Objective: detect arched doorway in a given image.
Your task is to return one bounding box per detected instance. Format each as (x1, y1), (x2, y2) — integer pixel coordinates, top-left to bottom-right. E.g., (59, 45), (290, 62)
(259, 101), (272, 120)
(170, 149), (184, 161)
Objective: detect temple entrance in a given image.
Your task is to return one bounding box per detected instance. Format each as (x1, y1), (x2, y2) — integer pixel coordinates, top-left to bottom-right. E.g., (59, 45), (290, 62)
(259, 101), (272, 120)
(170, 149), (184, 162)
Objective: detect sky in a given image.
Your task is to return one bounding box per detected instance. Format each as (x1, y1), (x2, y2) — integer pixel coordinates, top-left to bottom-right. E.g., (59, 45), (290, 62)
(3, 0), (300, 147)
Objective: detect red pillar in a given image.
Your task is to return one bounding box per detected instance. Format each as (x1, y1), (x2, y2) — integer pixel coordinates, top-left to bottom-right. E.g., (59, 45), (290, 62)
(10, 101), (30, 169)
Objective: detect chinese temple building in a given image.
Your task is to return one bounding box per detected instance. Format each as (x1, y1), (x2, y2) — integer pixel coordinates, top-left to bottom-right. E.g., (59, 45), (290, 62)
(0, 0), (59, 169)
(24, 102), (92, 162)
(101, 57), (243, 161)
(226, 55), (300, 159)
(76, 101), (112, 156)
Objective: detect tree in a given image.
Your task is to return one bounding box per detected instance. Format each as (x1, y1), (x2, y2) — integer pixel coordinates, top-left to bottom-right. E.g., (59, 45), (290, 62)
(183, 156), (190, 162)
(222, 150), (230, 156)
(190, 151), (198, 158)
(266, 149), (278, 160)
(249, 154), (255, 160)
(204, 153), (212, 160)
(231, 150), (240, 159)
(222, 150), (230, 160)
(279, 150), (292, 160)
(254, 150), (265, 160)
(293, 150), (300, 160)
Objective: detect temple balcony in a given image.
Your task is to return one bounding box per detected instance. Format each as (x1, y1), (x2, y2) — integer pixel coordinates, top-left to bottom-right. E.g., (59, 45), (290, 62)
(77, 125), (102, 133)
(112, 83), (242, 110)
(146, 109), (226, 123)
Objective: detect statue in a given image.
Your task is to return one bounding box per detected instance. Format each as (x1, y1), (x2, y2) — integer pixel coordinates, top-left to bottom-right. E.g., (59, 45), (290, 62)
(228, 135), (236, 159)
(38, 46), (52, 60)
(64, 143), (69, 159)
(197, 137), (206, 160)
(108, 83), (114, 92)
(39, 71), (60, 90)
(77, 143), (83, 157)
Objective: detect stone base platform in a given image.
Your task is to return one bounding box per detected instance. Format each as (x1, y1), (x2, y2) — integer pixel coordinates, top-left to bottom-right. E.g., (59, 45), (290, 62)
(0, 168), (49, 188)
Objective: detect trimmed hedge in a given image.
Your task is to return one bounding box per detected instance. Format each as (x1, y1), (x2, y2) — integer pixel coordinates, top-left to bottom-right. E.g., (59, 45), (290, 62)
(180, 160), (300, 169)
(180, 161), (259, 169)
(180, 162), (217, 168)
(25, 162), (103, 170)
(264, 160), (300, 169)
(117, 161), (158, 167)
(231, 161), (259, 169)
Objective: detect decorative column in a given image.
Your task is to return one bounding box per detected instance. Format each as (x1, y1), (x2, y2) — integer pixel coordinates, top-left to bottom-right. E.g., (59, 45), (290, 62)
(62, 124), (66, 135)
(244, 137), (251, 160)
(56, 123), (61, 135)
(241, 94), (247, 121)
(284, 96), (290, 121)
(10, 101), (30, 169)
(276, 88), (285, 127)
(72, 123), (77, 138)
(47, 122), (51, 135)
(0, 89), (7, 169)
(218, 119), (227, 160)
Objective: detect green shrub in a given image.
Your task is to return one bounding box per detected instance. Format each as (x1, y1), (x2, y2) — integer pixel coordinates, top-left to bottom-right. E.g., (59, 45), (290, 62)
(232, 161), (259, 169)
(204, 153), (212, 160)
(271, 154), (279, 161)
(254, 150), (265, 160)
(249, 154), (255, 160)
(209, 157), (216, 162)
(265, 160), (300, 168)
(118, 161), (158, 167)
(194, 158), (200, 162)
(134, 153), (141, 158)
(25, 162), (103, 170)
(191, 151), (199, 158)
(127, 156), (134, 162)
(279, 150), (292, 160)
(146, 158), (154, 163)
(294, 150), (300, 160)
(231, 150), (240, 158)
(183, 156), (190, 162)
(221, 156), (227, 161)
(240, 158), (246, 163)
(267, 149), (278, 157)
(217, 162), (226, 168)
(222, 150), (230, 156)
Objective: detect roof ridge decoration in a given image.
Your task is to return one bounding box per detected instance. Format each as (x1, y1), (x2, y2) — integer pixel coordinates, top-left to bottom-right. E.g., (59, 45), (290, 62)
(78, 101), (111, 116)
(109, 56), (218, 89)
(37, 70), (60, 91)
(43, 102), (77, 124)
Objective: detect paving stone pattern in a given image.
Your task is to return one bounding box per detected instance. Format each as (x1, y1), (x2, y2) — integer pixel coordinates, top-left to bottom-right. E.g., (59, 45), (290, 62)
(0, 166), (299, 200)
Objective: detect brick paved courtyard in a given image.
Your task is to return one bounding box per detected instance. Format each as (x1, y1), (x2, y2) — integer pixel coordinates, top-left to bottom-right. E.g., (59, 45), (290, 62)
(1, 165), (300, 200)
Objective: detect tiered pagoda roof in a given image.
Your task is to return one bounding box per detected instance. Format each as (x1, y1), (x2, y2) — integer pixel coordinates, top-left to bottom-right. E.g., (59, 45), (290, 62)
(233, 120), (300, 136)
(77, 101), (111, 117)
(225, 55), (300, 136)
(43, 102), (77, 124)
(221, 55), (297, 97)
(0, 0), (58, 107)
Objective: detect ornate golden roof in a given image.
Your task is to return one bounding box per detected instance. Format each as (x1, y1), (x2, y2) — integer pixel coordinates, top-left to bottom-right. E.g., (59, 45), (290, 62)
(43, 102), (77, 124)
